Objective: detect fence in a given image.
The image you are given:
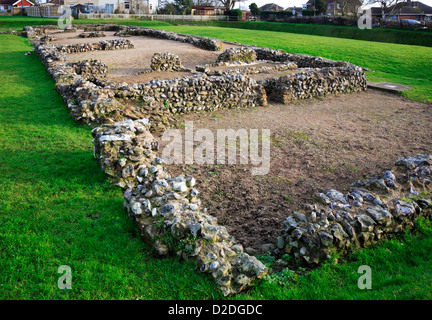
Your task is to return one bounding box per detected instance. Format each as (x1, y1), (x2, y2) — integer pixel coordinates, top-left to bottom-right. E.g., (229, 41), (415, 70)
(79, 13), (236, 21)
(25, 5), (63, 18)
(13, 7), (23, 15)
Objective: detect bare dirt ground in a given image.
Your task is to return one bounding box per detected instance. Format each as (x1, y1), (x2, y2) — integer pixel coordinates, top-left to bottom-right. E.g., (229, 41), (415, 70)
(153, 89), (432, 250)
(48, 30), (240, 83)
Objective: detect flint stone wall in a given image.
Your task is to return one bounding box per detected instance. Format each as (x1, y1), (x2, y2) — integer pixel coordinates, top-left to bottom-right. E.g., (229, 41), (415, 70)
(113, 26), (223, 51)
(251, 47), (353, 68)
(279, 155), (432, 265)
(91, 119), (268, 296)
(151, 52), (185, 72)
(29, 25), (266, 131)
(78, 31), (106, 38)
(263, 67), (367, 103)
(69, 59), (108, 80)
(216, 47), (257, 63)
(28, 25), (365, 130)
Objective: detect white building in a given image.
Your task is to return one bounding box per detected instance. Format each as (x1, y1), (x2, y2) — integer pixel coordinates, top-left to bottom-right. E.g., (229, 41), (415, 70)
(97, 0), (157, 14)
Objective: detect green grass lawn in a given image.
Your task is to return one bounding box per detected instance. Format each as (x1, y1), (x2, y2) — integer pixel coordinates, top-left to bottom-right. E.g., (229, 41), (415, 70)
(173, 21), (432, 47)
(0, 18), (432, 300)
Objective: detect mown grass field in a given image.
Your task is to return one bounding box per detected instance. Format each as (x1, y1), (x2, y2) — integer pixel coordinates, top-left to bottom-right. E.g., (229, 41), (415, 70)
(174, 20), (432, 47)
(0, 17), (431, 300)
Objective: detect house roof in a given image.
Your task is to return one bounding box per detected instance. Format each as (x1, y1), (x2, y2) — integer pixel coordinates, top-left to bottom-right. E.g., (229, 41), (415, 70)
(48, 0), (64, 4)
(286, 6), (303, 12)
(0, 0), (34, 5)
(386, 1), (432, 15)
(259, 3), (285, 11)
(12, 0), (34, 5)
(370, 7), (383, 15)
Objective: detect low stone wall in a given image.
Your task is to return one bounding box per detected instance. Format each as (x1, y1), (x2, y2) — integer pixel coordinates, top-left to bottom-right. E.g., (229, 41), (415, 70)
(94, 74), (267, 114)
(150, 52), (185, 72)
(69, 60), (108, 80)
(92, 119), (268, 296)
(40, 34), (55, 44)
(279, 155), (432, 265)
(55, 39), (135, 53)
(78, 31), (106, 38)
(84, 24), (120, 32)
(251, 47), (352, 68)
(27, 25), (366, 130)
(113, 26), (223, 51)
(216, 47), (257, 63)
(27, 25), (265, 131)
(263, 67), (367, 103)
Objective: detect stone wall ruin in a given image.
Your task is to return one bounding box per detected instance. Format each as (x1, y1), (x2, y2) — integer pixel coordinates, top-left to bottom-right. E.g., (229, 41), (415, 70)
(25, 24), (367, 133)
(92, 119), (268, 296)
(18, 24), (428, 296)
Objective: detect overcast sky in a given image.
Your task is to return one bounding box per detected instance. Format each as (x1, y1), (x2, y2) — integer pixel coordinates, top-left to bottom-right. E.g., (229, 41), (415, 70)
(236, 0), (432, 10)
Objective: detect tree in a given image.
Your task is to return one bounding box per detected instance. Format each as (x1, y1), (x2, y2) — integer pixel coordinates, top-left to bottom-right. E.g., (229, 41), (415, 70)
(158, 0), (177, 14)
(314, 0), (327, 14)
(194, 0), (217, 5)
(337, 0), (362, 16)
(364, 0), (401, 17)
(217, 0), (246, 12)
(174, 0), (194, 14)
(249, 2), (260, 16)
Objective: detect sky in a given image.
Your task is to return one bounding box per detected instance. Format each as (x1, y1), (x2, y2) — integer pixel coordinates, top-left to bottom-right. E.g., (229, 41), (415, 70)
(236, 0), (432, 10)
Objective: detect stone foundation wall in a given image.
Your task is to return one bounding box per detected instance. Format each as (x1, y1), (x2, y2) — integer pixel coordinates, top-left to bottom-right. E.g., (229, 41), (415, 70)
(263, 67), (367, 103)
(69, 59), (108, 80)
(216, 47), (257, 63)
(279, 155), (432, 265)
(78, 31), (106, 38)
(27, 25), (366, 130)
(28, 25), (266, 131)
(150, 52), (185, 72)
(113, 26), (223, 51)
(252, 47), (352, 68)
(55, 39), (135, 53)
(92, 119), (268, 296)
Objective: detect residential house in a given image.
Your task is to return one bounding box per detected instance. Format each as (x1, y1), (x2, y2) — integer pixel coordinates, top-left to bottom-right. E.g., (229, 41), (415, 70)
(384, 1), (432, 21)
(304, 0), (361, 16)
(259, 3), (284, 11)
(59, 0), (98, 6)
(286, 6), (303, 16)
(43, 0), (65, 4)
(52, 0), (157, 14)
(191, 5), (225, 15)
(0, 0), (34, 11)
(115, 0), (157, 14)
